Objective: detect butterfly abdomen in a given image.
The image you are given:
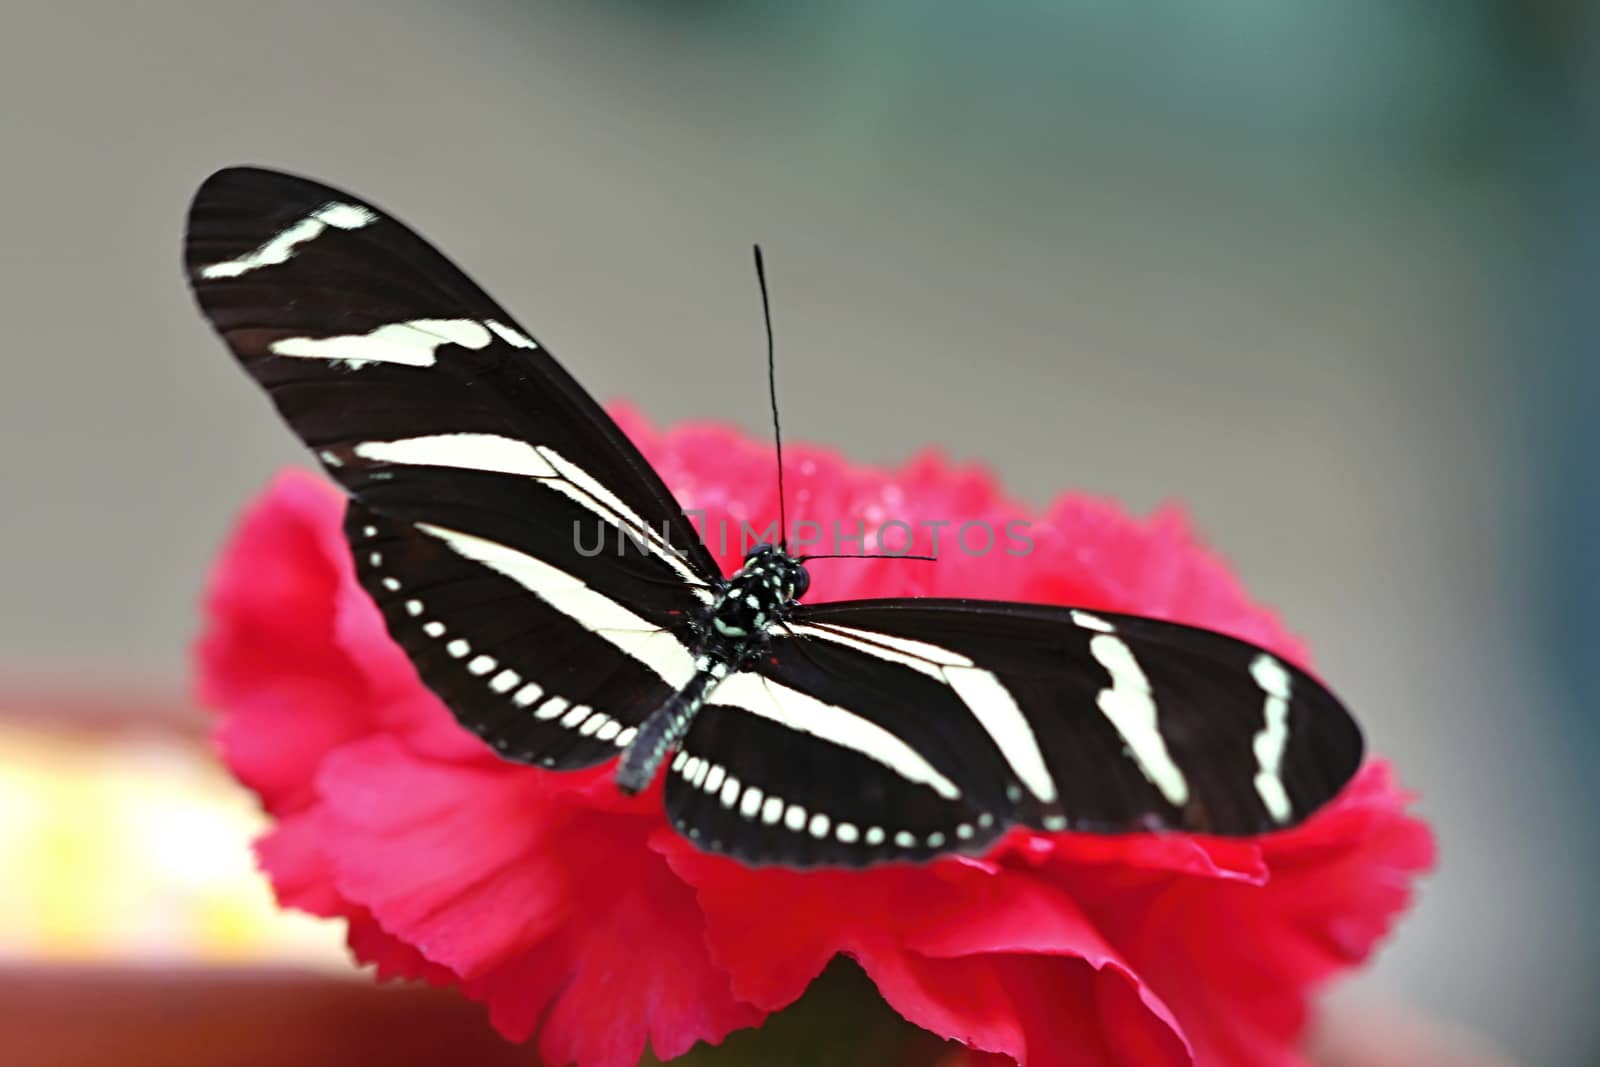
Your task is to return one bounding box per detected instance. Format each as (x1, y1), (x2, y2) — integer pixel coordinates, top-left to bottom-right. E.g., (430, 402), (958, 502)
(616, 661), (731, 794)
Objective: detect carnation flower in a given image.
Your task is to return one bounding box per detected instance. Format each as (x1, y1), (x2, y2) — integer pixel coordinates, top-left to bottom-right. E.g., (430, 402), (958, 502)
(197, 404), (1433, 1067)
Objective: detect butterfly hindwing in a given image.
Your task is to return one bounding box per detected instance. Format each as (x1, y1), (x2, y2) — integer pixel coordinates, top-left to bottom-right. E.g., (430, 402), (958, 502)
(662, 660), (1008, 867)
(347, 503), (697, 768)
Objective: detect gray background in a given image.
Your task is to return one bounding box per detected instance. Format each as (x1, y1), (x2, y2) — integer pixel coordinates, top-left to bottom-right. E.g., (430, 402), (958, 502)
(2, 2), (1594, 1062)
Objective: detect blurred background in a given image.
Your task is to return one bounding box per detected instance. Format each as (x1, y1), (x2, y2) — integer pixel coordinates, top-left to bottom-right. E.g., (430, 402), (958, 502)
(0, 1), (1595, 1064)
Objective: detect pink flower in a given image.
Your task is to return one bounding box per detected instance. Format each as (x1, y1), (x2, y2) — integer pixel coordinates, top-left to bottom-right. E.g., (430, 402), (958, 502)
(197, 405), (1433, 1067)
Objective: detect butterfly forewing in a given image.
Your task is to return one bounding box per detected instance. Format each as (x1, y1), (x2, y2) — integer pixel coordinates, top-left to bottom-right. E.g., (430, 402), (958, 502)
(777, 600), (1363, 839)
(187, 167), (717, 766)
(186, 166), (719, 592)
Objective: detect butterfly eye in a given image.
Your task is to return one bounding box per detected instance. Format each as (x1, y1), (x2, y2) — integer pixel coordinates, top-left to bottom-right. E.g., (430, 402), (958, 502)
(789, 566), (810, 600)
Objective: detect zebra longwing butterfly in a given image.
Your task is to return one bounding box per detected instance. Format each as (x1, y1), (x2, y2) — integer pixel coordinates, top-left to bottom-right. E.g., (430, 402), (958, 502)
(184, 166), (1363, 868)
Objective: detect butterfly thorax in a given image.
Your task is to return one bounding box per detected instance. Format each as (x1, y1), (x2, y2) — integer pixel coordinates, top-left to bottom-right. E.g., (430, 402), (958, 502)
(701, 543), (809, 655)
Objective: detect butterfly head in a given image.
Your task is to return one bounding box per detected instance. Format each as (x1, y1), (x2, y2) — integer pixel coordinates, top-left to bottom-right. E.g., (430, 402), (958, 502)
(741, 542), (810, 603)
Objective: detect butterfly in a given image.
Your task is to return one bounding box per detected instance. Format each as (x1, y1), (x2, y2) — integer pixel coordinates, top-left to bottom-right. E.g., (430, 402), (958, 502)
(185, 166), (1363, 868)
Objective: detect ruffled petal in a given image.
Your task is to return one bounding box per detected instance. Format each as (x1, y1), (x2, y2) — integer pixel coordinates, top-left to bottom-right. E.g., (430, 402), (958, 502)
(197, 470), (375, 813)
(253, 807), (343, 917)
(1045, 762), (1433, 1067)
(1023, 498), (1308, 664)
(346, 910), (459, 986)
(886, 872), (1192, 1067)
(660, 840), (1194, 1066)
(316, 736), (761, 1065)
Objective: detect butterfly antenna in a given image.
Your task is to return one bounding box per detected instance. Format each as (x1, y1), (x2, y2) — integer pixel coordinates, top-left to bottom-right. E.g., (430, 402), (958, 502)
(755, 245), (789, 550)
(799, 553), (939, 562)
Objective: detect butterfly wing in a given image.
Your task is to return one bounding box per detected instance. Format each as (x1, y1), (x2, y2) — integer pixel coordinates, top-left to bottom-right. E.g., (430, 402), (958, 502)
(664, 598), (1362, 866)
(660, 660), (1009, 867)
(187, 166), (717, 767)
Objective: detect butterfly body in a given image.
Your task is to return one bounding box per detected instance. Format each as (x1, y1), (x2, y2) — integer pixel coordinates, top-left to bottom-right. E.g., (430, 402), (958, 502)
(186, 166), (1364, 868)
(617, 543), (810, 793)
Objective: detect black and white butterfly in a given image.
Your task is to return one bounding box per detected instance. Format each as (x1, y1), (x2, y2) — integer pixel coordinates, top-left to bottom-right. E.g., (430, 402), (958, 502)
(185, 166), (1363, 868)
